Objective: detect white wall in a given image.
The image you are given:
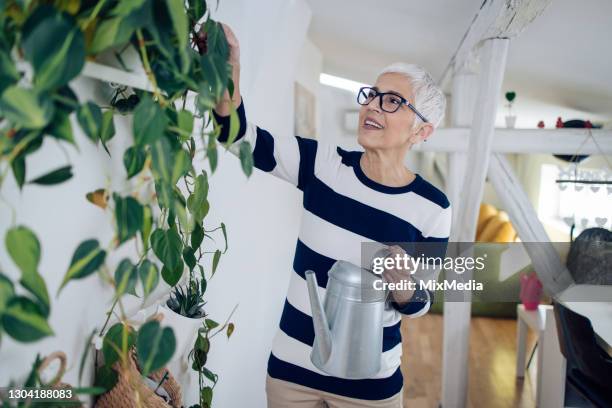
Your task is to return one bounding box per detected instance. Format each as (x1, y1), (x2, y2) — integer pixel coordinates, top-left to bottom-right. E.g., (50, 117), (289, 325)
(0, 1), (317, 407)
(296, 39), (323, 138)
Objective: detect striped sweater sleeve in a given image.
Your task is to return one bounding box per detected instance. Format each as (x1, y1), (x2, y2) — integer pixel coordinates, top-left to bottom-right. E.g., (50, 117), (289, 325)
(391, 205), (452, 317)
(212, 98), (316, 190)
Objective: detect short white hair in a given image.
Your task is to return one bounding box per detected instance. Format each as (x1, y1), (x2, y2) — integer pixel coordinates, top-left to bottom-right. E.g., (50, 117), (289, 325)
(377, 63), (446, 128)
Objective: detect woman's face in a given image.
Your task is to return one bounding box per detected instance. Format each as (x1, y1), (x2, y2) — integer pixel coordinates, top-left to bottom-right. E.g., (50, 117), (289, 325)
(357, 72), (428, 152)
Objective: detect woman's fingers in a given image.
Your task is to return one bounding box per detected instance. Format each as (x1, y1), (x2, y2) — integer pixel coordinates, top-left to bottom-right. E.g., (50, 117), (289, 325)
(382, 268), (410, 284)
(220, 23), (240, 67)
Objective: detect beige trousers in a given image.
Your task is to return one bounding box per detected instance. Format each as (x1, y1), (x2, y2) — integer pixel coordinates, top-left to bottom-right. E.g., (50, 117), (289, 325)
(266, 375), (403, 408)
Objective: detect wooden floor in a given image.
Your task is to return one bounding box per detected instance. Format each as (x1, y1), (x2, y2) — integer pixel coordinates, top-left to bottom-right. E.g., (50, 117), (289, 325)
(400, 313), (538, 408)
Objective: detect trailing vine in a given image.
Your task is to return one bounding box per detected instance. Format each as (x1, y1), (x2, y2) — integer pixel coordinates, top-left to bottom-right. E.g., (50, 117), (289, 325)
(0, 0), (249, 406)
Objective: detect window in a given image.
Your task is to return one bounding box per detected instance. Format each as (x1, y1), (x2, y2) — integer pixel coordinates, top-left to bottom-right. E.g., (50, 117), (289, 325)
(538, 163), (610, 234)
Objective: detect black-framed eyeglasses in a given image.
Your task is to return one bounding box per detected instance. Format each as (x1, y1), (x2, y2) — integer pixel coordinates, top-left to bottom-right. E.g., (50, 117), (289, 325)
(357, 86), (429, 123)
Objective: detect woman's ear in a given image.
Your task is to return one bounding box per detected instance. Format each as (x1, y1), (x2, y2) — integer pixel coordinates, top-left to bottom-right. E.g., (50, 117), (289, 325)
(408, 123), (434, 145)
(415, 123), (434, 143)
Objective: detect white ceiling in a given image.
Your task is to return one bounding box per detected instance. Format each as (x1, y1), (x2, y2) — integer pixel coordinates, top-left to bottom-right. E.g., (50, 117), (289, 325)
(307, 0), (612, 120)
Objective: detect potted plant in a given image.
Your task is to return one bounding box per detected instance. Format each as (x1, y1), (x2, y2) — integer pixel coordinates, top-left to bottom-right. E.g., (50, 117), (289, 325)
(504, 91), (516, 128)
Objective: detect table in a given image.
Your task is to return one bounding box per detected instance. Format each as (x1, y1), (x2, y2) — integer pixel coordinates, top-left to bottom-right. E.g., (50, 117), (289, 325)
(516, 304), (566, 408)
(557, 284), (612, 355)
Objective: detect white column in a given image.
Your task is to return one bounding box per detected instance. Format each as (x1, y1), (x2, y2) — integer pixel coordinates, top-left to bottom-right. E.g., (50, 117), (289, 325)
(441, 38), (510, 408)
(441, 67), (476, 408)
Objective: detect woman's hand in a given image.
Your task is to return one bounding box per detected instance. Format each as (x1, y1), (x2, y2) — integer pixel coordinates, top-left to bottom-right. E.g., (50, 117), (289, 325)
(222, 23), (240, 69)
(214, 23), (241, 116)
(381, 245), (416, 306)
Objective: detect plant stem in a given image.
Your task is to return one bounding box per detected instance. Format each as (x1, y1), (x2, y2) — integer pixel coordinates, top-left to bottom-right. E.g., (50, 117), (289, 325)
(135, 30), (167, 107)
(209, 303), (238, 339)
(99, 297), (119, 336)
(81, 0), (108, 30)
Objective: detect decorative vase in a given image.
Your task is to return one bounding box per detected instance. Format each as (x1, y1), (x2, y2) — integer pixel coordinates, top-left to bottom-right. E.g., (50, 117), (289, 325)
(156, 302), (204, 364)
(519, 272), (543, 311)
(505, 115), (516, 129)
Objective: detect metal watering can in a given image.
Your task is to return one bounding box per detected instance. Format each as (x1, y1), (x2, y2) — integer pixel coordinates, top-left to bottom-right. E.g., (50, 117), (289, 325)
(305, 258), (389, 379)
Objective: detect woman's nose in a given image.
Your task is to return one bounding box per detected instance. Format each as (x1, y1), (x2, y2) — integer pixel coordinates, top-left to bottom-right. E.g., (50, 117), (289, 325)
(367, 101), (382, 114)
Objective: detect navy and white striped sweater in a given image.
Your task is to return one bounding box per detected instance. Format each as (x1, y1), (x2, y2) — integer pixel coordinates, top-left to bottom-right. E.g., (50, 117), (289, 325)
(214, 99), (452, 400)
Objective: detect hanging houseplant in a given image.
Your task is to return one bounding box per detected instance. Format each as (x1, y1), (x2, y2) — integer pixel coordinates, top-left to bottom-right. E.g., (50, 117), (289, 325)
(0, 0), (248, 405)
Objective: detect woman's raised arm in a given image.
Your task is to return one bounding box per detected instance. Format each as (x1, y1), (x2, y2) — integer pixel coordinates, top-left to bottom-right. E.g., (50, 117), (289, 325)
(210, 23), (322, 191)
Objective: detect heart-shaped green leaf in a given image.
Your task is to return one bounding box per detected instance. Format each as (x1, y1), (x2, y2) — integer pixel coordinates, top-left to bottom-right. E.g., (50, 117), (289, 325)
(6, 226), (40, 276)
(123, 146), (146, 179)
(161, 265), (182, 286)
(0, 86), (54, 129)
(102, 322), (136, 367)
(133, 95), (168, 146)
(5, 226), (50, 313)
(47, 113), (75, 145)
(182, 246), (196, 271)
(137, 320), (176, 376)
(22, 8), (85, 90)
(77, 102), (103, 143)
(138, 260), (159, 299)
(1, 297), (53, 342)
(150, 138), (191, 186)
(505, 91), (516, 102)
(59, 239), (106, 293)
(100, 110), (116, 153)
(151, 227), (183, 281)
(114, 259), (138, 296)
(191, 222), (204, 250)
(114, 194), (144, 245)
(177, 109), (194, 139)
(89, 16), (135, 54)
(187, 172), (209, 223)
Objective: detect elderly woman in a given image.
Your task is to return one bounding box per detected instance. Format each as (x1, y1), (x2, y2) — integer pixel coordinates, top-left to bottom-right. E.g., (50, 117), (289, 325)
(214, 24), (451, 408)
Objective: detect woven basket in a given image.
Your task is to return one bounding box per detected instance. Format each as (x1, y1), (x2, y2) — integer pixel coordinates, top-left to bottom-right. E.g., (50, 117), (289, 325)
(37, 351), (83, 407)
(94, 349), (182, 408)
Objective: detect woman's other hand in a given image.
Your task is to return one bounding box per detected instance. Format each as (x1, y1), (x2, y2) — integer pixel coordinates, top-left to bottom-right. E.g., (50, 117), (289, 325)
(381, 245), (416, 306)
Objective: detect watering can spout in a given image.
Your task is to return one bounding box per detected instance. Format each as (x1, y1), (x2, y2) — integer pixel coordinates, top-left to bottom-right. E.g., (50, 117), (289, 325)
(305, 270), (332, 364)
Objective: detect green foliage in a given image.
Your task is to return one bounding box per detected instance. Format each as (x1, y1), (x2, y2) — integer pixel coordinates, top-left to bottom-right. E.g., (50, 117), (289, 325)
(239, 141), (254, 177)
(136, 320), (176, 376)
(77, 102), (104, 143)
(103, 323), (136, 367)
(123, 145), (146, 178)
(21, 7), (85, 91)
(114, 259), (138, 296)
(1, 297), (53, 342)
(133, 94), (168, 146)
(0, 1), (242, 403)
(166, 280), (207, 318)
(138, 260), (159, 299)
(187, 172), (209, 223)
(114, 193), (144, 245)
(0, 86), (54, 129)
(28, 165), (73, 185)
(5, 226), (50, 315)
(151, 226), (183, 285)
(58, 239), (106, 293)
